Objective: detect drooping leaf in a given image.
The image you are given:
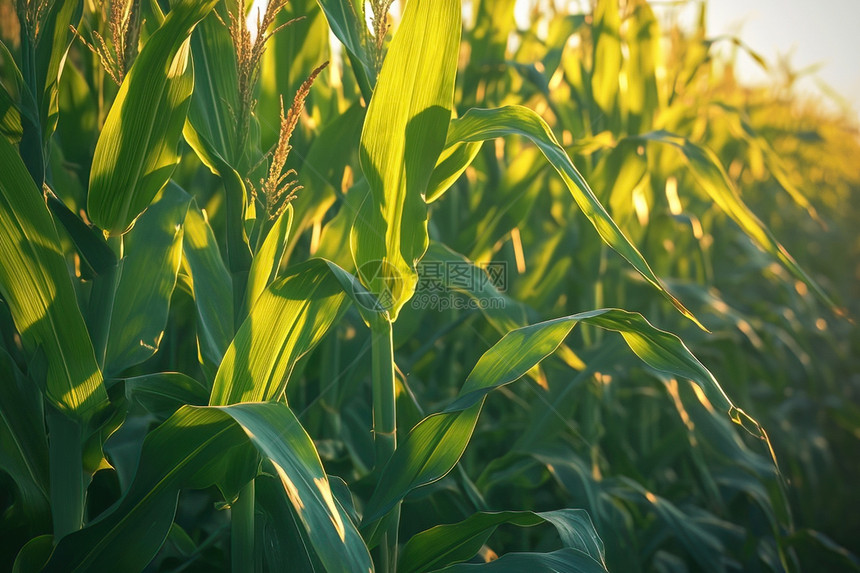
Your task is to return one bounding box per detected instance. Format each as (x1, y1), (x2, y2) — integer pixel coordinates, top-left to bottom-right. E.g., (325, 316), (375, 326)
(0, 132), (106, 421)
(425, 140), (483, 203)
(438, 105), (703, 327)
(399, 509), (607, 573)
(364, 309), (742, 523)
(123, 372), (209, 419)
(351, 0), (462, 320)
(634, 131), (838, 310)
(87, 0), (218, 234)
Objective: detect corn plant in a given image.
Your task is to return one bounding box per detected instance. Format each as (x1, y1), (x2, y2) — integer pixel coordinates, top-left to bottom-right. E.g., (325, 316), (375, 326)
(0, 0), (857, 571)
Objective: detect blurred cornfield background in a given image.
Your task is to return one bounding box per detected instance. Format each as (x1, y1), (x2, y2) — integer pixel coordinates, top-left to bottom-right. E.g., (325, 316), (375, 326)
(0, 0), (858, 571)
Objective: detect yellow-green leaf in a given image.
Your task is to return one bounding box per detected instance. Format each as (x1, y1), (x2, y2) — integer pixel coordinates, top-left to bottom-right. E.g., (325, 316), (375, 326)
(87, 0), (218, 234)
(350, 0), (462, 321)
(245, 205), (293, 316)
(210, 259), (351, 406)
(0, 134), (107, 421)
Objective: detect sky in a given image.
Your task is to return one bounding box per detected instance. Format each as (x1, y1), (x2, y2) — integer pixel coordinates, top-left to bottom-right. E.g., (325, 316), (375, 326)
(700, 0), (860, 121)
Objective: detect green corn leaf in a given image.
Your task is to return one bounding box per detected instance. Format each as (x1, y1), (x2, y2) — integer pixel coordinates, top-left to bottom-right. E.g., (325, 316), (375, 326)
(186, 8), (241, 170)
(591, 0), (622, 125)
(0, 80), (23, 143)
(351, 0), (461, 321)
(438, 105), (703, 328)
(14, 0), (82, 182)
(12, 535), (54, 573)
(613, 477), (726, 572)
(424, 242), (587, 375)
(256, 473), (327, 572)
(315, 0), (375, 94)
(716, 104), (824, 225)
(400, 509), (607, 573)
(87, 0), (218, 234)
(425, 140), (483, 203)
(103, 184), (191, 377)
(436, 548), (607, 573)
(634, 131), (838, 311)
(260, 0), (333, 143)
(316, 180), (368, 270)
(209, 259), (352, 406)
(31, 0), (81, 140)
(245, 204), (293, 315)
(0, 132), (107, 421)
(44, 402), (372, 573)
(123, 372), (209, 420)
(363, 309), (740, 523)
(624, 0), (662, 133)
(530, 449), (642, 573)
(0, 349), (50, 534)
(45, 194), (117, 277)
(470, 0), (517, 65)
(180, 199), (234, 376)
(222, 404), (373, 573)
(0, 39), (27, 143)
(589, 141), (649, 225)
(423, 242), (530, 335)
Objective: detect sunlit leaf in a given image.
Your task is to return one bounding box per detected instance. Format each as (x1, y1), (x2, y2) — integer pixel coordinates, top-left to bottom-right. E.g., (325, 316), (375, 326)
(210, 259), (352, 405)
(88, 0), (218, 234)
(350, 0), (462, 320)
(440, 105), (703, 327)
(0, 133), (107, 421)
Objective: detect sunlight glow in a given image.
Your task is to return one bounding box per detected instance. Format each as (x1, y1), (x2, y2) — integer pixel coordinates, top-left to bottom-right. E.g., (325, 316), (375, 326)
(314, 477), (346, 542)
(247, 0), (269, 43)
(665, 177), (682, 215)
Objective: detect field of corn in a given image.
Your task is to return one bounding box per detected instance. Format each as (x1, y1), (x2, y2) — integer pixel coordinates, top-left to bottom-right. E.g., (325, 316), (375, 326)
(0, 0), (858, 571)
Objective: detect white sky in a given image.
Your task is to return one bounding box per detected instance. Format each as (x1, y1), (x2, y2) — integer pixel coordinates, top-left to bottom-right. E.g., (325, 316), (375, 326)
(701, 0), (860, 121)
